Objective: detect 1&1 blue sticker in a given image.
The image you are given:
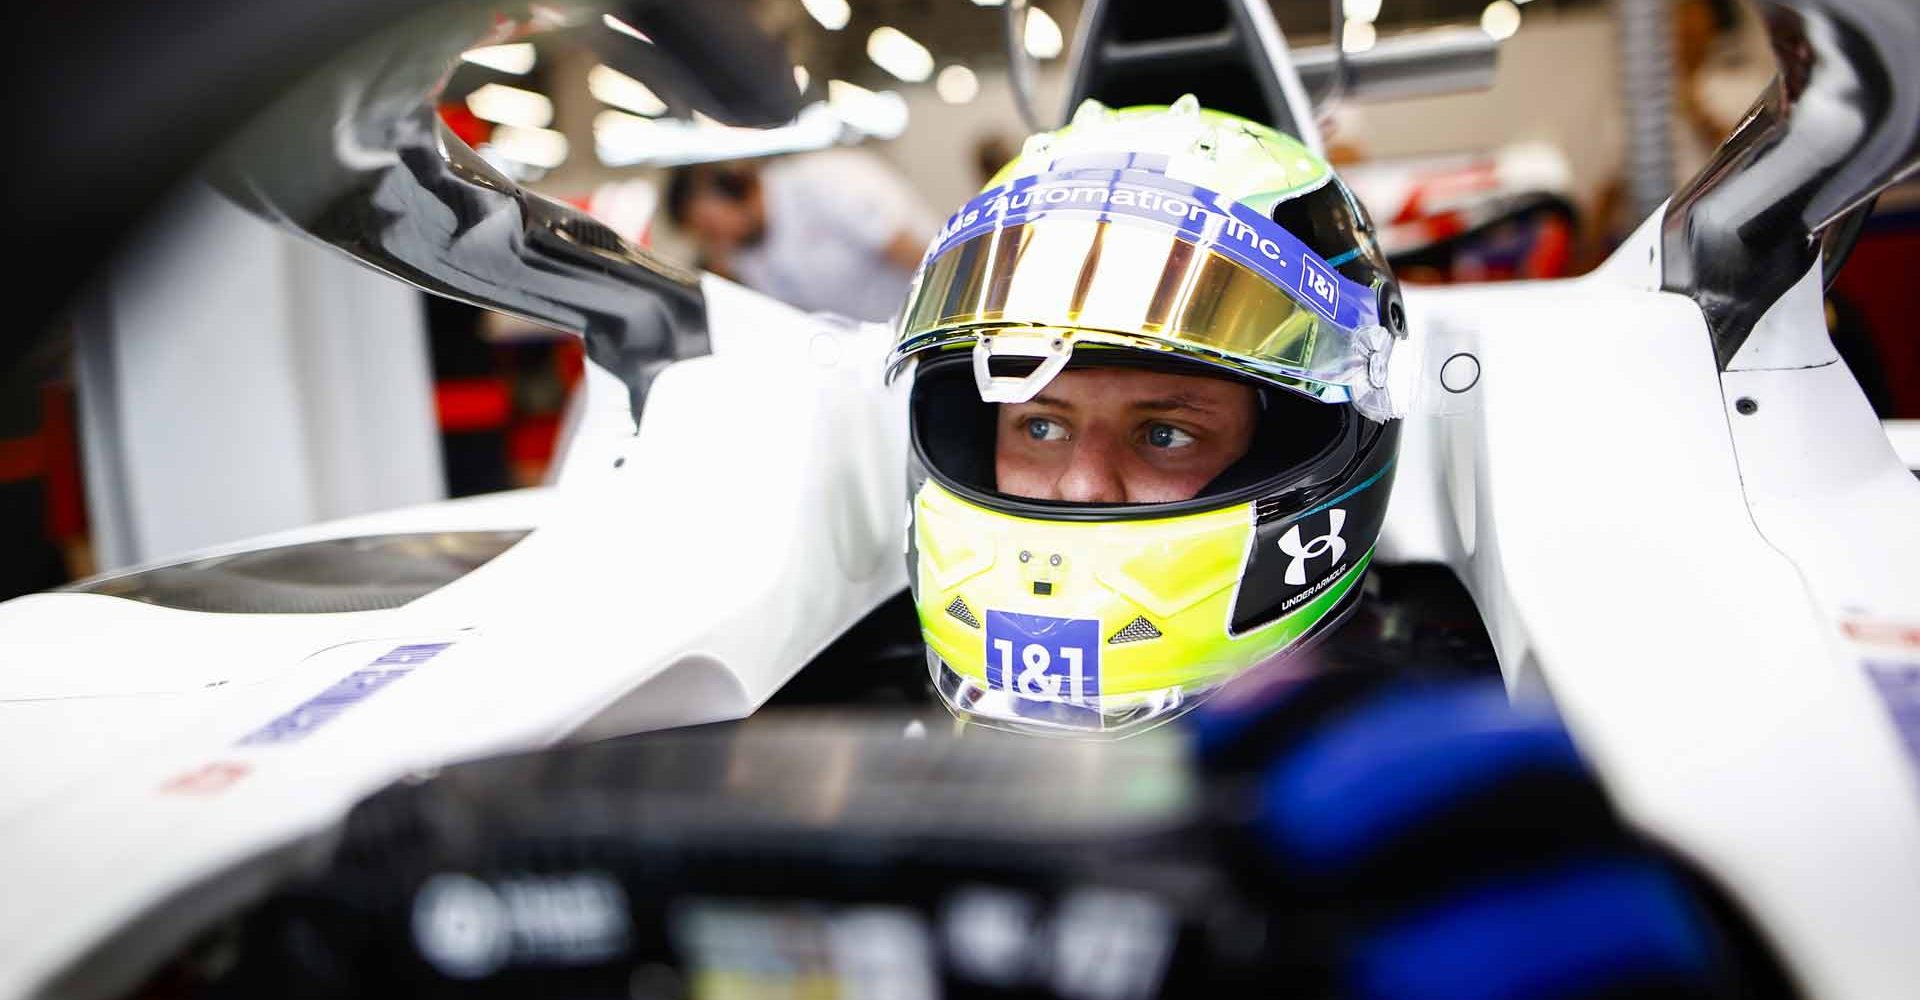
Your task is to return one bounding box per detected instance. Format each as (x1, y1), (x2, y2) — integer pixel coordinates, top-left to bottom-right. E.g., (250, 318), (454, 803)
(985, 611), (1101, 705)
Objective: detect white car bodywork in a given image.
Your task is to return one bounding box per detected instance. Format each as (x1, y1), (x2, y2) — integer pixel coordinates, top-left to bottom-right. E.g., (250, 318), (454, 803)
(5, 1), (1920, 992)
(1386, 217), (1920, 1000)
(0, 280), (910, 999)
(2, 217), (1916, 1000)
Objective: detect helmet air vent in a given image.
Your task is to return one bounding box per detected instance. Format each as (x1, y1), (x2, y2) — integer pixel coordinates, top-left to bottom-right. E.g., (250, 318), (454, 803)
(946, 596), (981, 629)
(1108, 616), (1163, 644)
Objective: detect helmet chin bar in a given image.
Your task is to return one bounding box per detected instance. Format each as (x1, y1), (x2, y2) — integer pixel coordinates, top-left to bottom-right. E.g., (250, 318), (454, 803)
(972, 333), (1075, 403)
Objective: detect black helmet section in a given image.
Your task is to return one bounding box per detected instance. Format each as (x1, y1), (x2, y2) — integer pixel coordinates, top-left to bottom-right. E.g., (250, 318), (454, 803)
(907, 350), (1378, 524)
(1228, 420), (1397, 636)
(1266, 174), (1404, 343)
(1267, 173), (1405, 345)
(1276, 176), (1410, 367)
(1269, 180), (1389, 286)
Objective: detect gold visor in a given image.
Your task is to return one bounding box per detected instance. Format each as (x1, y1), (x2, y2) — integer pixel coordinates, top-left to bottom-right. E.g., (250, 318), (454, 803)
(893, 217), (1370, 394)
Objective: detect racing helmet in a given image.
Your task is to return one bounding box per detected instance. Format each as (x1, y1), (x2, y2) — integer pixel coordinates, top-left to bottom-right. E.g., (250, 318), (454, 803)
(886, 97), (1411, 738)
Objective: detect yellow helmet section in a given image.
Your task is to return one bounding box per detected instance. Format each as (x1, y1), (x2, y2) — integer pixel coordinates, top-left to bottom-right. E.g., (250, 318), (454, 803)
(913, 480), (1372, 707)
(983, 96), (1333, 213)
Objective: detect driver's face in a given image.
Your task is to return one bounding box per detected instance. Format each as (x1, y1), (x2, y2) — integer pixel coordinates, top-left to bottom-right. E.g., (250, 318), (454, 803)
(995, 368), (1258, 504)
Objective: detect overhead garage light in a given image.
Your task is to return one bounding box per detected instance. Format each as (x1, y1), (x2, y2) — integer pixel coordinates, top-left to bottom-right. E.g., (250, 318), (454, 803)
(595, 102), (845, 167)
(465, 83), (554, 129)
(828, 79), (910, 140)
(1023, 7), (1064, 60)
(972, 0), (1005, 6)
(1343, 0), (1382, 23)
(1480, 0), (1521, 40)
(489, 124), (569, 169)
(594, 108), (651, 135)
(801, 0), (851, 31)
(460, 43), (536, 75)
(601, 13), (652, 44)
(1342, 19), (1377, 53)
(588, 64), (667, 117)
(936, 65), (979, 105)
(867, 27), (935, 83)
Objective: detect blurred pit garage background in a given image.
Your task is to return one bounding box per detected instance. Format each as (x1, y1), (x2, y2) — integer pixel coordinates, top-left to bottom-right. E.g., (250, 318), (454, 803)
(2, 0), (1914, 600)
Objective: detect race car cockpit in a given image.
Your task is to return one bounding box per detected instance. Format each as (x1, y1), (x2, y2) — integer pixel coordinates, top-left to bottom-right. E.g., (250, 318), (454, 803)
(2, 2), (1918, 999)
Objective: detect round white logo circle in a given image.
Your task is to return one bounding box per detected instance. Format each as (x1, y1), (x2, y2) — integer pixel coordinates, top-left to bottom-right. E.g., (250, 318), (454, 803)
(412, 873), (510, 979)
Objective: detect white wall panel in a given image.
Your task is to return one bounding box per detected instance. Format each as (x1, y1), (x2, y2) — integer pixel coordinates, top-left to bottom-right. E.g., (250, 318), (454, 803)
(75, 186), (443, 570)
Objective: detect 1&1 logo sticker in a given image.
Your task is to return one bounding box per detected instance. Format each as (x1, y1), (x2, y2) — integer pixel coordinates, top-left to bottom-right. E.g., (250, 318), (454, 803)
(984, 611), (1100, 704)
(1297, 253), (1341, 316)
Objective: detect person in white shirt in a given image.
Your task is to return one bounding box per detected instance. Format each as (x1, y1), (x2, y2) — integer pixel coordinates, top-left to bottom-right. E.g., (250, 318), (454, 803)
(665, 149), (938, 324)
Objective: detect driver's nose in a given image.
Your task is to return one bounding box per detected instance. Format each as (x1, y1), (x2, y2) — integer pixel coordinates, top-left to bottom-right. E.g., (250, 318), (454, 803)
(1054, 435), (1129, 504)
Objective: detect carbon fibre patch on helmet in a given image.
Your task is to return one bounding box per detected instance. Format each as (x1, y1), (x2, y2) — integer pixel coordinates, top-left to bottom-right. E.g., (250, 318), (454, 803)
(946, 596), (981, 629)
(1108, 616), (1163, 644)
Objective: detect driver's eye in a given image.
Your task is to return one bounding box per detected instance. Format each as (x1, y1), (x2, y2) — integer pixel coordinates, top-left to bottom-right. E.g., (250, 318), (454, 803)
(1145, 423), (1196, 449)
(1025, 417), (1068, 442)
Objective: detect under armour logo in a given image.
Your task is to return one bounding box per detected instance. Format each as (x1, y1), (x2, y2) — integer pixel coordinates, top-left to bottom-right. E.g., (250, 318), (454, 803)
(1277, 509), (1347, 586)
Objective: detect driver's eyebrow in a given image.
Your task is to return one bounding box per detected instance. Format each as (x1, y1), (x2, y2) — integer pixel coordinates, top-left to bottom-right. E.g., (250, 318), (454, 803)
(1022, 391), (1220, 414)
(1131, 393), (1220, 414)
